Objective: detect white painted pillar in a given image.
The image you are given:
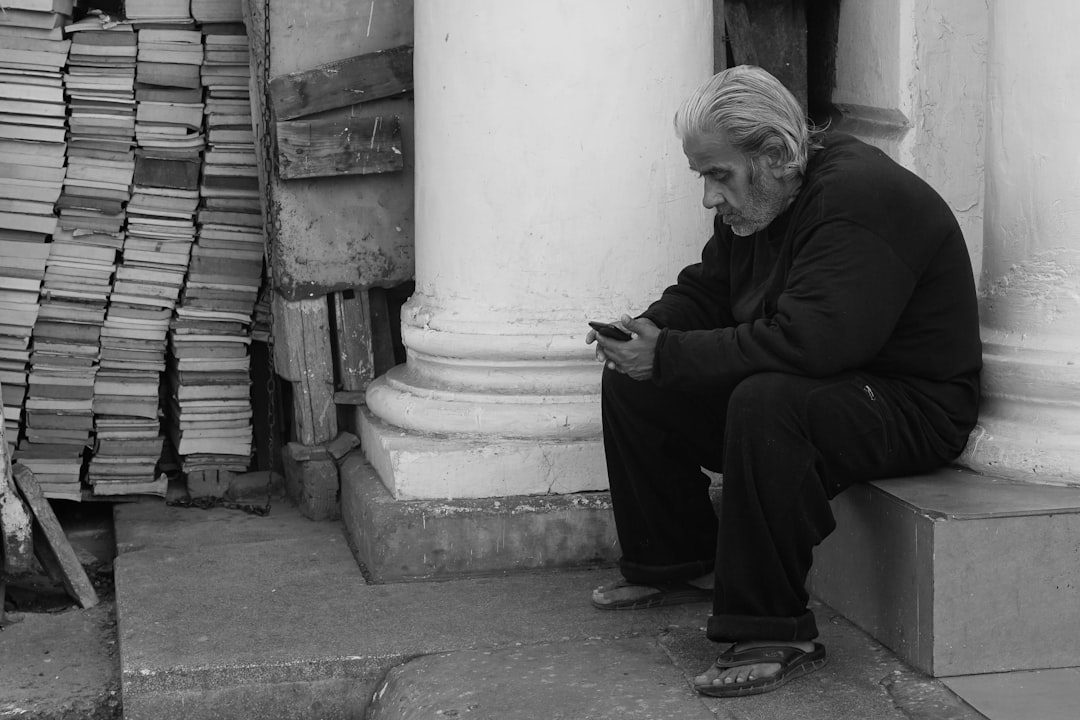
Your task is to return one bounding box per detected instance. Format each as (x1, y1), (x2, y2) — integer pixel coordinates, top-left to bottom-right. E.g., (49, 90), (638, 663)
(959, 0), (1080, 485)
(833, 0), (987, 274)
(360, 0), (714, 499)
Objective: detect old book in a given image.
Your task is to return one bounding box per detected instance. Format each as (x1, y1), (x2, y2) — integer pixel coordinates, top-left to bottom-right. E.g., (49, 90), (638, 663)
(135, 101), (203, 129)
(138, 46), (203, 65)
(134, 85), (201, 103)
(92, 395), (160, 419)
(133, 153), (200, 190)
(95, 435), (164, 457)
(33, 320), (101, 344)
(136, 62), (200, 89)
(0, 23), (63, 41)
(0, 8), (67, 30)
(1, 0), (74, 13)
(0, 211), (57, 235)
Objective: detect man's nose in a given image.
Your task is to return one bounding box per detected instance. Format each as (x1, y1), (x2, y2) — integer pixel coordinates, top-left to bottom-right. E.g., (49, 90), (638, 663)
(702, 180), (725, 210)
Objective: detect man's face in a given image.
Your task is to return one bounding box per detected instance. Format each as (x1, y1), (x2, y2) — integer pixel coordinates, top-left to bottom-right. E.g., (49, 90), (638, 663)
(683, 132), (790, 237)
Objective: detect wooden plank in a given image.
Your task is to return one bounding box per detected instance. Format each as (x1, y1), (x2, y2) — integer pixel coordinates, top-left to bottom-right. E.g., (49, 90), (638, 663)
(331, 289), (374, 394)
(269, 45), (413, 121)
(725, 0), (807, 110)
(724, 0), (758, 66)
(713, 0), (727, 73)
(0, 387), (33, 576)
(272, 294), (337, 445)
(12, 464), (98, 609)
(282, 442), (339, 521)
(276, 113), (403, 180)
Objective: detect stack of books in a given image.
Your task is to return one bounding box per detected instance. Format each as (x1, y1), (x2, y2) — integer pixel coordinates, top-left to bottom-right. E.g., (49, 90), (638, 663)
(62, 14), (137, 238)
(200, 21), (256, 217)
(16, 230), (119, 499)
(13, 443), (84, 500)
(85, 152), (195, 498)
(169, 208), (260, 476)
(161, 13), (260, 478)
(0, 0), (83, 497)
(17, 238), (116, 499)
(135, 28), (205, 155)
(0, 0), (71, 241)
(167, 311), (254, 475)
(0, 240), (50, 451)
(88, 415), (166, 495)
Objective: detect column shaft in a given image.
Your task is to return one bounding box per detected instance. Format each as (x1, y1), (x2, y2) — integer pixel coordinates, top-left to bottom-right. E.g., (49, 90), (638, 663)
(960, 0), (1080, 485)
(362, 0), (714, 499)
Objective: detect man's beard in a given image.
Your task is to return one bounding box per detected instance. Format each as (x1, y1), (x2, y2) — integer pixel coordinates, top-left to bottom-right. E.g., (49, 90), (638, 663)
(724, 173), (792, 237)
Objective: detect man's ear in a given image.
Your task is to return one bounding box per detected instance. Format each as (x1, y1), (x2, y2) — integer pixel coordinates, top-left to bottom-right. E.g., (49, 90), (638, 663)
(761, 144), (788, 178)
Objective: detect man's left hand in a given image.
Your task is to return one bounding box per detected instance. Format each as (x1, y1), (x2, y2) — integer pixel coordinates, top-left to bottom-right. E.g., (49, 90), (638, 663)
(595, 315), (660, 381)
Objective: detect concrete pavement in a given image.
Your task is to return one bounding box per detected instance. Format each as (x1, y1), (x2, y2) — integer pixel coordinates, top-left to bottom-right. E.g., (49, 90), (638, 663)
(112, 496), (989, 720)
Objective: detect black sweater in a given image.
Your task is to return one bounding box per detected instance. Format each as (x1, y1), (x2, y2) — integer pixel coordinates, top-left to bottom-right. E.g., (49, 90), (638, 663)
(643, 133), (982, 445)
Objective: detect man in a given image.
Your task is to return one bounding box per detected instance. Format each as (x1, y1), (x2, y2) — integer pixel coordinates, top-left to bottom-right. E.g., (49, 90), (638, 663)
(586, 65), (981, 698)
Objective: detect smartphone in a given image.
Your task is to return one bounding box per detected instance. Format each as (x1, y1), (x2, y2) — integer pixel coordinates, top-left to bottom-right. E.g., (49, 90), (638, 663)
(588, 321), (632, 342)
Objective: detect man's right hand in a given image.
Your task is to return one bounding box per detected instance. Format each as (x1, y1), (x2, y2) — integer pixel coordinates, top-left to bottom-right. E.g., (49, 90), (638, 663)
(589, 315), (660, 381)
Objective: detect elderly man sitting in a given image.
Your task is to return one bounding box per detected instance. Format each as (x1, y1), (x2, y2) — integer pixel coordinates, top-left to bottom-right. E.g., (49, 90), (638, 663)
(587, 65), (981, 698)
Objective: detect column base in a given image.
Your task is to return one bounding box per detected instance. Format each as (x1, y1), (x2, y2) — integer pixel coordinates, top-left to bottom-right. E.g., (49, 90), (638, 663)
(355, 404), (608, 500)
(339, 450), (620, 582)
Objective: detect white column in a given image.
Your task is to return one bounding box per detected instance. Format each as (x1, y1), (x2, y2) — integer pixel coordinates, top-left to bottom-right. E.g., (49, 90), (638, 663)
(959, 0), (1080, 485)
(360, 0), (713, 499)
(832, 0), (986, 272)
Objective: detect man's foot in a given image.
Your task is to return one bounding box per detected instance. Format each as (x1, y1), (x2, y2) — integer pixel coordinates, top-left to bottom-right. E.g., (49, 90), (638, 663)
(590, 573), (713, 611)
(693, 641), (826, 697)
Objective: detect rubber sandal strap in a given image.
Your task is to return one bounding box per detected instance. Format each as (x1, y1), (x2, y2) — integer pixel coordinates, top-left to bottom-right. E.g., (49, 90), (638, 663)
(713, 644), (810, 670)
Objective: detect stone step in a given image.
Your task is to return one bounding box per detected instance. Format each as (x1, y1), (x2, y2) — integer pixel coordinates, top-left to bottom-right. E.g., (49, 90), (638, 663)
(340, 451), (619, 582)
(809, 466), (1080, 677)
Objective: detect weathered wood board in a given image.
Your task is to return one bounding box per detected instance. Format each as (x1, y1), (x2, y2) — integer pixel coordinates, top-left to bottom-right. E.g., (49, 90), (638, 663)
(272, 294), (337, 445)
(269, 45), (413, 121)
(13, 464), (98, 609)
(276, 113), (402, 180)
(247, 0), (415, 299)
(725, 0), (807, 109)
(330, 289), (374, 394)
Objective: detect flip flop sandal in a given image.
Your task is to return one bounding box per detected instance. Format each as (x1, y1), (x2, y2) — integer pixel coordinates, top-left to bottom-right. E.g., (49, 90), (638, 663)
(694, 642), (828, 698)
(590, 579), (712, 611)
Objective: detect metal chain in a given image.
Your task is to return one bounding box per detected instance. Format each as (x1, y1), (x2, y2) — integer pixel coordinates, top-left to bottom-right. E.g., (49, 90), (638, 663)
(258, 0), (278, 514)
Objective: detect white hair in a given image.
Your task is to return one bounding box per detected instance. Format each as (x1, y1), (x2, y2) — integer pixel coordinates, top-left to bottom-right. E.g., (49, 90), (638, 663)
(674, 65), (821, 179)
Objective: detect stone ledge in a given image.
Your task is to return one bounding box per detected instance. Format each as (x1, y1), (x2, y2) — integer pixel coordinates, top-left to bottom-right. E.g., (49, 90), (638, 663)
(339, 451), (620, 582)
(809, 465), (1080, 677)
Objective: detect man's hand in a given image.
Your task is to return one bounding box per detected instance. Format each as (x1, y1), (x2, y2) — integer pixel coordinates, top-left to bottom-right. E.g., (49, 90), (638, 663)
(585, 315), (660, 381)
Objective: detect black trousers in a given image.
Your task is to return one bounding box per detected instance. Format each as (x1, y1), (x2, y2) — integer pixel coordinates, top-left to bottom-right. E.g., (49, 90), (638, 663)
(602, 368), (954, 643)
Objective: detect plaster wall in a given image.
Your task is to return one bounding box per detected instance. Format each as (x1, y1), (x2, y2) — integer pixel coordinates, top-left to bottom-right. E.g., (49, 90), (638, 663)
(833, 0), (986, 275)
(259, 0), (415, 298)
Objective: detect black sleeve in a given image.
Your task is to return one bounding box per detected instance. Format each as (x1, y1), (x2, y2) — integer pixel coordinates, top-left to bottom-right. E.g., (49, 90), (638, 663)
(639, 226), (736, 331)
(652, 221), (917, 390)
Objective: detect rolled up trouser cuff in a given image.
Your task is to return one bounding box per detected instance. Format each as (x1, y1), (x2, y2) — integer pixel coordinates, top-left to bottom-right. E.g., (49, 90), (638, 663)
(707, 610), (819, 643)
(619, 557), (714, 586)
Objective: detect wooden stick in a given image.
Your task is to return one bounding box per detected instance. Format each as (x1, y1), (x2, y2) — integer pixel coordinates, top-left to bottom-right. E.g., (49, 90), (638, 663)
(12, 464), (98, 609)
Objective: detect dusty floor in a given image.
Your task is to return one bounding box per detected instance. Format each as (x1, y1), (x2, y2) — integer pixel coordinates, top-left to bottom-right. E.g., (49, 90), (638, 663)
(1, 503), (121, 720)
